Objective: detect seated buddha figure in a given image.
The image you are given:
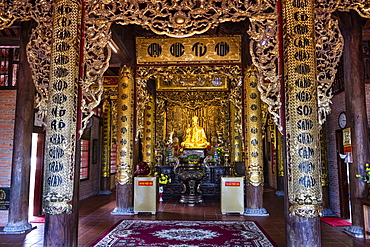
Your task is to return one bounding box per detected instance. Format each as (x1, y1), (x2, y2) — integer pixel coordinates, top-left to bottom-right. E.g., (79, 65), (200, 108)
(181, 116), (210, 149)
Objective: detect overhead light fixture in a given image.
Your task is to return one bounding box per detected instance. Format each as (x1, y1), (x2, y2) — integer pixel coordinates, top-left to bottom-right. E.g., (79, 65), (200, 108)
(101, 32), (118, 53)
(108, 41), (117, 53)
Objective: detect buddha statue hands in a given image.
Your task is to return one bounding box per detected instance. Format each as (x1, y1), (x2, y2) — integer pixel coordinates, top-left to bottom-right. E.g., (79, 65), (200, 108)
(181, 116), (210, 149)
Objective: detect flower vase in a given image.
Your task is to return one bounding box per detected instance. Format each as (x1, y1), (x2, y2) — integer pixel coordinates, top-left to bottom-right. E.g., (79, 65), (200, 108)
(159, 186), (164, 202)
(167, 146), (172, 165)
(214, 150), (218, 166)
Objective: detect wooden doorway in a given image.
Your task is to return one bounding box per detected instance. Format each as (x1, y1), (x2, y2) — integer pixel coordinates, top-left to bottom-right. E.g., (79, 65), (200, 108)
(336, 130), (350, 219)
(29, 132), (45, 217)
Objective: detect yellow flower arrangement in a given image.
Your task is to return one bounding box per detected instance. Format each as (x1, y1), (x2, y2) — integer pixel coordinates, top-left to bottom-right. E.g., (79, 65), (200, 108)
(216, 145), (224, 157)
(356, 163), (370, 183)
(154, 172), (172, 186)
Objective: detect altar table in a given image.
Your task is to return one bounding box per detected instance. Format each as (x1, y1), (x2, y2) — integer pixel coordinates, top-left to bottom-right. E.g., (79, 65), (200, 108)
(155, 165), (232, 196)
(360, 198), (370, 239)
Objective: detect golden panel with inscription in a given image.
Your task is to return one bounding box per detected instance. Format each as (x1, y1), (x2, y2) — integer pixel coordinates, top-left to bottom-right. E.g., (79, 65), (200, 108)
(116, 66), (135, 185)
(137, 35), (241, 64)
(43, 0), (81, 215)
(283, 0), (322, 218)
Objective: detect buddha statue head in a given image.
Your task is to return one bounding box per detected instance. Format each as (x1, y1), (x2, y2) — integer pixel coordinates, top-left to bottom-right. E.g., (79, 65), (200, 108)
(192, 116), (199, 126)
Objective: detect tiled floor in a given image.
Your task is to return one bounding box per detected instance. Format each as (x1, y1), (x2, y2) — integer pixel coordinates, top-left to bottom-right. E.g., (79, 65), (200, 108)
(0, 189), (369, 246)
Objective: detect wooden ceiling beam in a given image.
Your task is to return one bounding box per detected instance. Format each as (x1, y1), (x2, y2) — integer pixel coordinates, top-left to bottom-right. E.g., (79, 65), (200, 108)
(0, 37), (20, 47)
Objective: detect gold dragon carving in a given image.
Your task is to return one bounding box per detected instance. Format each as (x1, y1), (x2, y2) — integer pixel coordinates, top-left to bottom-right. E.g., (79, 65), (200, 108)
(315, 12), (344, 125)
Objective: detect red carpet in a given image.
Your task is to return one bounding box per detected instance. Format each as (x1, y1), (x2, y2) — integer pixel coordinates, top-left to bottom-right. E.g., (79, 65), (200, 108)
(320, 217), (352, 226)
(30, 216), (45, 223)
(91, 220), (277, 247)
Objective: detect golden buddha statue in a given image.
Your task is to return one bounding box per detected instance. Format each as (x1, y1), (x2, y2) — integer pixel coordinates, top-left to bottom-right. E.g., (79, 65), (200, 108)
(181, 116), (210, 149)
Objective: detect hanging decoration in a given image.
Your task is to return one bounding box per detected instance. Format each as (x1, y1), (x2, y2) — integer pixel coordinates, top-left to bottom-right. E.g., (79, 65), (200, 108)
(316, 0), (370, 18)
(0, 1), (55, 126)
(86, 0), (276, 38)
(248, 16), (281, 132)
(101, 99), (112, 178)
(315, 12), (344, 125)
(26, 20), (53, 124)
(79, 19), (112, 134)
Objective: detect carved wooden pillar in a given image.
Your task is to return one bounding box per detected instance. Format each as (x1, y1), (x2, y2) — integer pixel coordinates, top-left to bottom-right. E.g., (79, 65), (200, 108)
(283, 0), (322, 246)
(112, 66), (135, 215)
(243, 66), (268, 216)
(275, 131), (285, 195)
(100, 99), (112, 193)
(230, 103), (241, 163)
(42, 0), (81, 246)
(338, 10), (369, 237)
(3, 21), (34, 233)
(143, 94), (155, 172)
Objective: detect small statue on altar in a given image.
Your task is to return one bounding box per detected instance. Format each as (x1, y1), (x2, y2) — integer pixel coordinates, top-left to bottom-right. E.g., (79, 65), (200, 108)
(181, 116), (210, 149)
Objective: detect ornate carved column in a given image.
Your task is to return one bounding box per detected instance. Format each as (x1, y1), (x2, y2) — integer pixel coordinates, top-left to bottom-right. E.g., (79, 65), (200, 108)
(230, 103), (241, 163)
(3, 21), (34, 233)
(155, 98), (166, 145)
(100, 99), (112, 193)
(283, 0), (322, 246)
(143, 94), (155, 172)
(112, 66), (135, 215)
(244, 66), (268, 216)
(275, 131), (285, 196)
(42, 0), (81, 246)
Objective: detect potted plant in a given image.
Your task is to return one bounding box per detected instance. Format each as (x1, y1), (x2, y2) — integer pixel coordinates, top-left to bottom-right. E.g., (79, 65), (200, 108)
(184, 154), (201, 164)
(356, 163), (370, 199)
(154, 172), (171, 202)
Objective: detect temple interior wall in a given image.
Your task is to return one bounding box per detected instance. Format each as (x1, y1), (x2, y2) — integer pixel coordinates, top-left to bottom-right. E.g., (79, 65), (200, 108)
(79, 115), (103, 201)
(326, 92), (346, 216)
